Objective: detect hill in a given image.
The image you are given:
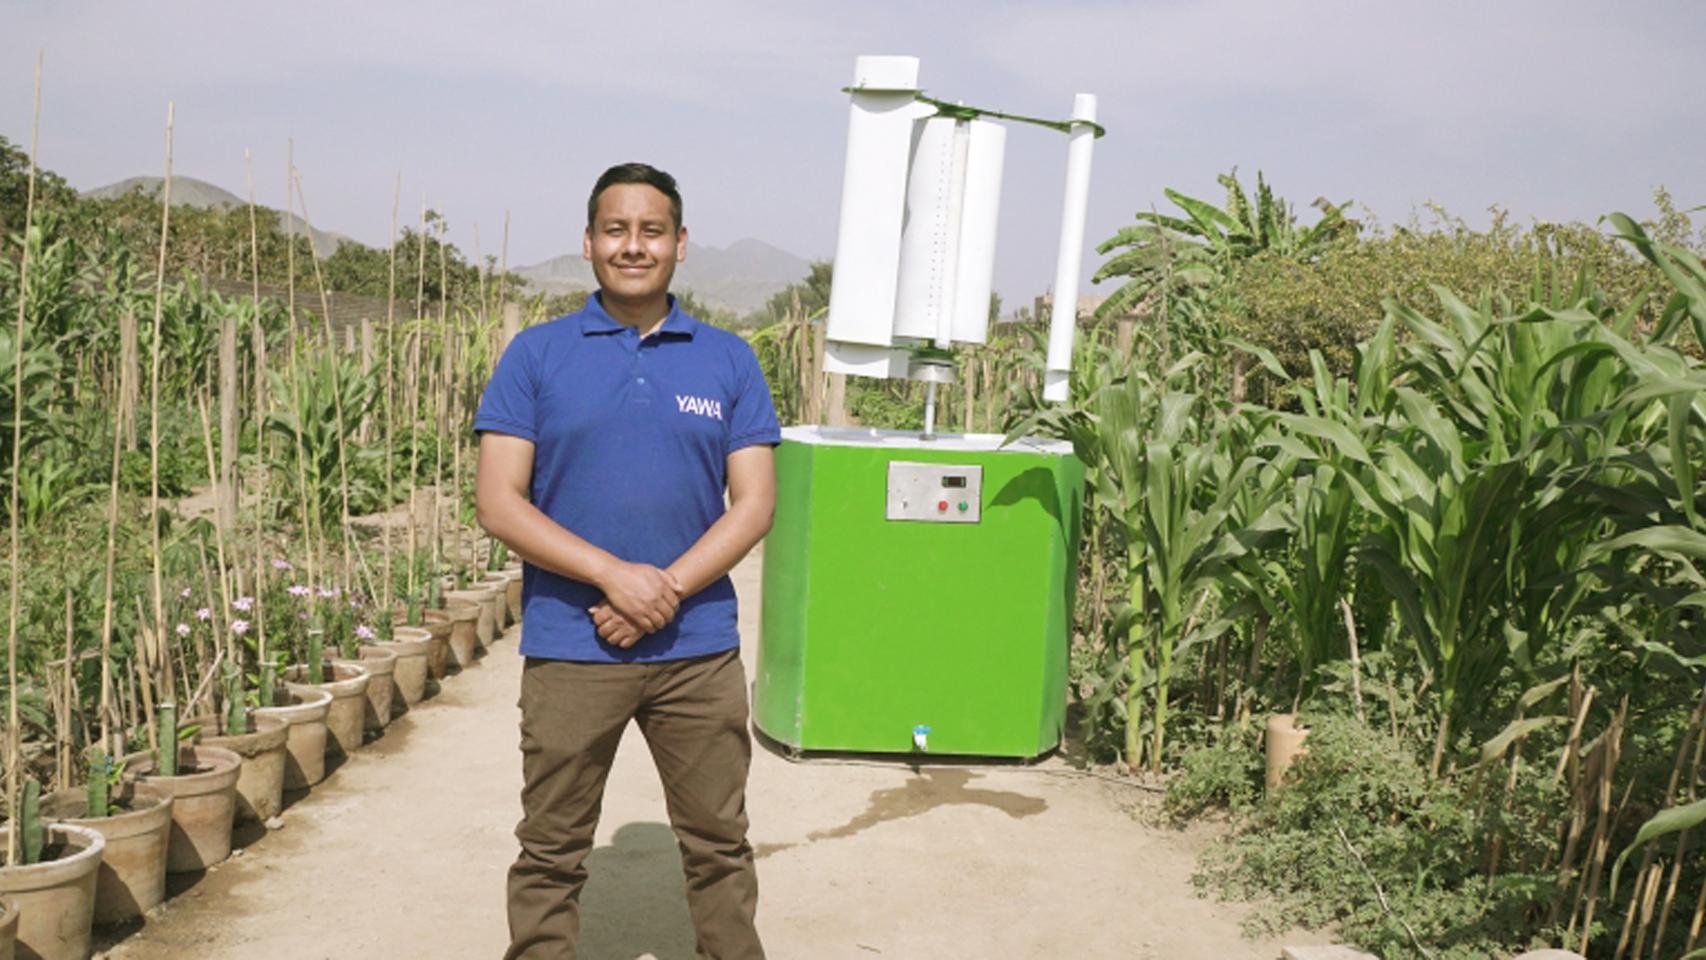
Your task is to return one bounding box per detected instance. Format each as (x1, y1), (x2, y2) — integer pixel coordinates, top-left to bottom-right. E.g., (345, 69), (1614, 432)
(82, 175), (353, 257)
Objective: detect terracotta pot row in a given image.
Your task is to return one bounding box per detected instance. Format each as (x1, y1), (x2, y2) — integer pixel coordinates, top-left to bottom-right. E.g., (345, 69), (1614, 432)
(0, 570), (523, 960)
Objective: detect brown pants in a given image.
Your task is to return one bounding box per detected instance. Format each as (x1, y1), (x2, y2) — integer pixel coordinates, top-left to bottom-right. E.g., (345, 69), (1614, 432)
(505, 649), (764, 960)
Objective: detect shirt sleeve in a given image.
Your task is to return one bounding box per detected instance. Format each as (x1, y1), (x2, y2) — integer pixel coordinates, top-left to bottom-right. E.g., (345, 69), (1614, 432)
(727, 338), (782, 451)
(473, 333), (540, 443)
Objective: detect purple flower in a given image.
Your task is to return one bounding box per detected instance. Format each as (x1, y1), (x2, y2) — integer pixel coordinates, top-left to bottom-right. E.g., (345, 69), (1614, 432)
(196, 607), (212, 621)
(287, 584), (310, 598)
(174, 623), (191, 637)
(178, 587), (192, 600)
(233, 596), (254, 612)
(231, 619), (250, 636)
(272, 558), (293, 571)
(297, 610), (309, 621)
(355, 624), (376, 641)
(317, 587), (337, 599)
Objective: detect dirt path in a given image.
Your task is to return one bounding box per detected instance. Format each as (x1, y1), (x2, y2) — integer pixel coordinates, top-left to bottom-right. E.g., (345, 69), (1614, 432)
(97, 546), (1289, 960)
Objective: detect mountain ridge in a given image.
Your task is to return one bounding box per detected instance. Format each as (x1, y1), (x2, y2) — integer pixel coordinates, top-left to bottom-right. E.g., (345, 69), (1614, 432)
(513, 236), (810, 315)
(82, 175), (354, 257)
(81, 175), (812, 314)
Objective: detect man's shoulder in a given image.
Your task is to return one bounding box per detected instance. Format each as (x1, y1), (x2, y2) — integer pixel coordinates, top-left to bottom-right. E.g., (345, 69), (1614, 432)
(506, 311), (593, 361)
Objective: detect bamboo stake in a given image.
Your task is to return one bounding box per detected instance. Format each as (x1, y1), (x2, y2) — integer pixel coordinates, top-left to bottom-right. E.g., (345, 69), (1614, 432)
(383, 172), (400, 614)
(406, 202), (428, 604)
(244, 148), (269, 687)
(146, 100), (178, 719)
(196, 395), (236, 668)
(434, 216), (450, 583)
(57, 590), (72, 791)
(281, 144), (320, 624)
(132, 600), (159, 753)
(498, 210), (510, 358)
(218, 291), (238, 532)
(292, 170), (356, 594)
(5, 50), (42, 866)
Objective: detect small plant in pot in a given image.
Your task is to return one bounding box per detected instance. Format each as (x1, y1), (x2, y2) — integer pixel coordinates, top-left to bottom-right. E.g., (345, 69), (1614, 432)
(124, 705), (243, 874)
(0, 779), (106, 960)
(43, 748), (174, 926)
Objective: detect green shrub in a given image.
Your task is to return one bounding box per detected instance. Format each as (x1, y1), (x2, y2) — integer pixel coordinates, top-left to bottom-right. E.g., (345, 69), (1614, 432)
(1165, 725), (1263, 819)
(1196, 714), (1565, 959)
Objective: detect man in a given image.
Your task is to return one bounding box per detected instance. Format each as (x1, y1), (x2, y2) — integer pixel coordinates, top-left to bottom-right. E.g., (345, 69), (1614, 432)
(474, 162), (778, 960)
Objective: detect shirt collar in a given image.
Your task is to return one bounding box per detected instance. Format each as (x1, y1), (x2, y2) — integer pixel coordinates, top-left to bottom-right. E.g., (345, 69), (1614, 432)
(579, 292), (698, 339)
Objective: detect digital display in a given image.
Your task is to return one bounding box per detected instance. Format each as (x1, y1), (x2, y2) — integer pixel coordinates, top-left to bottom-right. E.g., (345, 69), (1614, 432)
(941, 476), (967, 488)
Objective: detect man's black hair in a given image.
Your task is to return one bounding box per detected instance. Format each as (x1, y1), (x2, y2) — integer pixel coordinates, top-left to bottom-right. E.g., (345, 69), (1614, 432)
(587, 163), (682, 230)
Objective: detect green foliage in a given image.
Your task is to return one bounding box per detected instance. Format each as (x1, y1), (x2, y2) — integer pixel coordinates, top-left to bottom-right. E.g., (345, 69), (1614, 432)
(157, 701), (178, 777)
(222, 660), (247, 736)
(1231, 209), (1664, 387)
(1196, 714), (1564, 959)
(1164, 725), (1263, 819)
(266, 348), (379, 535)
(16, 779), (43, 866)
(85, 747), (117, 818)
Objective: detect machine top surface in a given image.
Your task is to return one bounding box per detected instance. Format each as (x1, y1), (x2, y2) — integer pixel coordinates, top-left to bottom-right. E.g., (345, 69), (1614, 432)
(781, 424), (1072, 455)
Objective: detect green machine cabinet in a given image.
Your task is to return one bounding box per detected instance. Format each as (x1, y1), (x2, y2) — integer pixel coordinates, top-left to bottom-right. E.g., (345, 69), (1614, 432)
(755, 426), (1084, 758)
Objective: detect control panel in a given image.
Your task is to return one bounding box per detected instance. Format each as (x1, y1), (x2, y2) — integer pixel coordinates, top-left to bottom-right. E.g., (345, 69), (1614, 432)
(885, 461), (982, 523)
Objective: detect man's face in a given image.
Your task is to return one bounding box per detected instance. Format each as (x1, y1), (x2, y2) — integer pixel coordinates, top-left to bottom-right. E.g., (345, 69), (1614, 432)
(583, 183), (686, 304)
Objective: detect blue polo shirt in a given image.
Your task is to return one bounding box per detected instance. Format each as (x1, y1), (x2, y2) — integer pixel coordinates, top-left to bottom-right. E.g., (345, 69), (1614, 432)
(473, 293), (780, 663)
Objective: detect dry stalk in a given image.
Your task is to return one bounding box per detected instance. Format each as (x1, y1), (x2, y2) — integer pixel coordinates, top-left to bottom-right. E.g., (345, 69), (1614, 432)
(1334, 820), (1436, 960)
(1573, 695), (1630, 952)
(1630, 861), (1664, 959)
(1340, 596), (1365, 724)
(1654, 686), (1706, 955)
(1548, 685), (1597, 924)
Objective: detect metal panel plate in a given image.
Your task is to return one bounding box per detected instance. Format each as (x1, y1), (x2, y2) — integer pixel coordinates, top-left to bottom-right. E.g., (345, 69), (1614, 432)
(885, 461), (981, 522)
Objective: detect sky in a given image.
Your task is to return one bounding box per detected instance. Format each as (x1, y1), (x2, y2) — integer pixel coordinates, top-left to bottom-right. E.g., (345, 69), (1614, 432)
(4, 0), (1705, 307)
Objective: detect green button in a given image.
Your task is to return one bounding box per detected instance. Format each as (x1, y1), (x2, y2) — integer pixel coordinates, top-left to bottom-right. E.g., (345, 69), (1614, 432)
(957, 501), (969, 513)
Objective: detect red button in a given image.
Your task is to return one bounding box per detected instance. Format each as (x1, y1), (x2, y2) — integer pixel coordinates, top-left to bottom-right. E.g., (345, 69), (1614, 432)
(937, 500), (949, 512)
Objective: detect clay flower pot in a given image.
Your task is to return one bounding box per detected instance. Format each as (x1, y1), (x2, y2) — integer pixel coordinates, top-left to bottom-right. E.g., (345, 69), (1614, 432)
(124, 744), (243, 873)
(0, 823), (104, 960)
(382, 627), (433, 708)
(440, 600), (481, 670)
(0, 894), (17, 960)
(1264, 713), (1311, 791)
(394, 608), (454, 681)
(284, 661), (371, 759)
(501, 562), (523, 622)
(445, 589), (496, 649)
(42, 781), (172, 926)
(190, 712), (289, 823)
(479, 572), (515, 631)
(253, 685), (333, 790)
(356, 644), (399, 733)
(420, 609), (454, 680)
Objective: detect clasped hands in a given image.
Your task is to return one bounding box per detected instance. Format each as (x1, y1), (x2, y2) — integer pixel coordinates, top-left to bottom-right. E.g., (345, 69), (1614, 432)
(591, 560), (684, 648)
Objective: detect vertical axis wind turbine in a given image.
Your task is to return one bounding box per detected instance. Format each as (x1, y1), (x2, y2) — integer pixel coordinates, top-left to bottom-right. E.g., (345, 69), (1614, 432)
(822, 55), (1103, 431)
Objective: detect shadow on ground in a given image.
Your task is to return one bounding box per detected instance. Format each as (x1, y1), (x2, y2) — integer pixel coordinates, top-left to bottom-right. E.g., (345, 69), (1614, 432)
(579, 821), (698, 960)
